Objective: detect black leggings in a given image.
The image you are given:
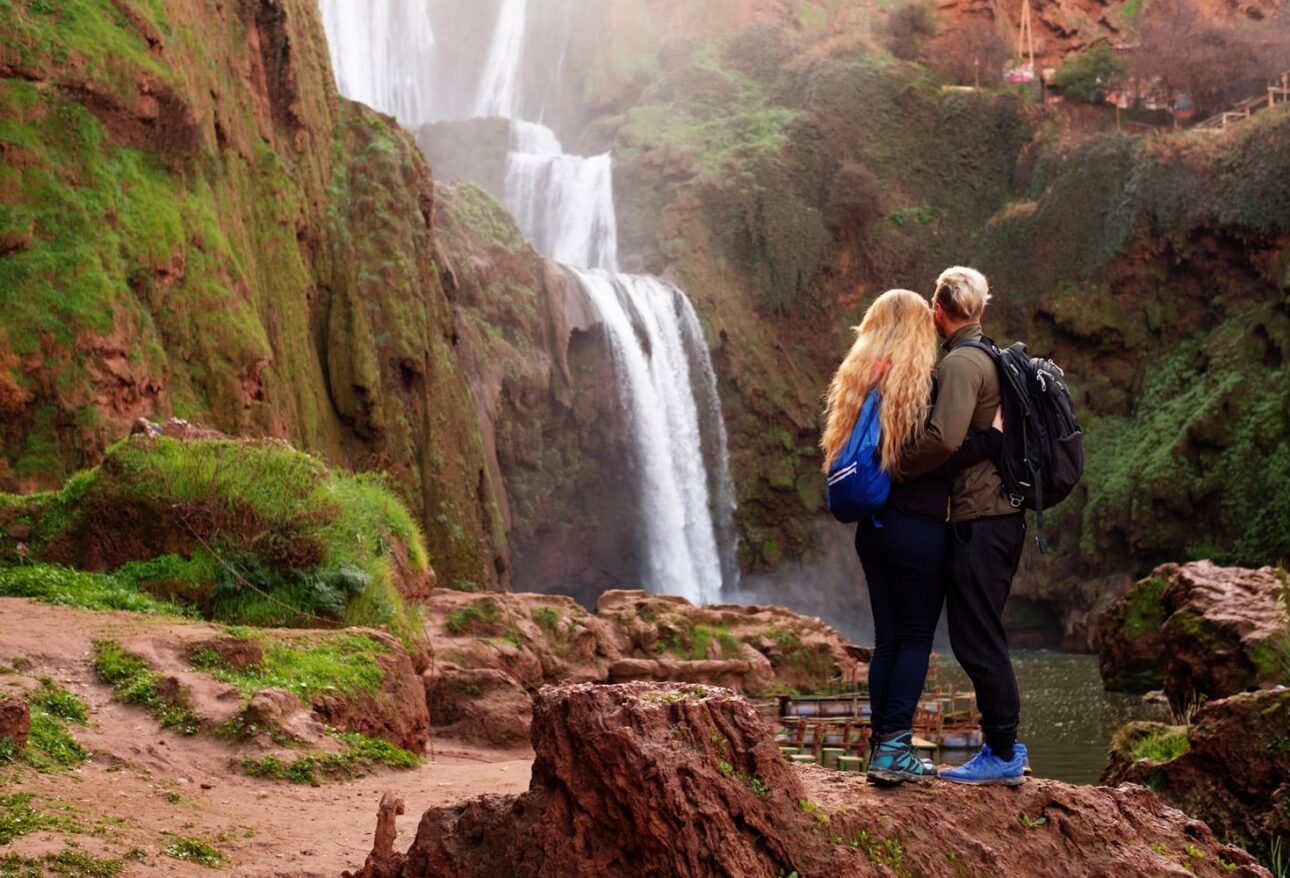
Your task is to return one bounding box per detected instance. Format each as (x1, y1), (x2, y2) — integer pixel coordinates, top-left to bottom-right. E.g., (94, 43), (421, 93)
(856, 509), (946, 735)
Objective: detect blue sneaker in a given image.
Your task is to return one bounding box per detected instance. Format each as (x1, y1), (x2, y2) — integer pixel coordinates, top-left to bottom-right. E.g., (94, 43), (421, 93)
(1016, 742), (1032, 777)
(938, 744), (1027, 786)
(867, 732), (936, 784)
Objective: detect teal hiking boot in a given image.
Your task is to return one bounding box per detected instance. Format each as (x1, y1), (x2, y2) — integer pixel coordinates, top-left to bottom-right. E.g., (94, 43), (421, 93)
(938, 744), (1027, 786)
(867, 731), (936, 785)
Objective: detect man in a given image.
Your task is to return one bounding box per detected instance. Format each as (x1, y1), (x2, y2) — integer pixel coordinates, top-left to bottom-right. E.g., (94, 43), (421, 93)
(900, 266), (1027, 786)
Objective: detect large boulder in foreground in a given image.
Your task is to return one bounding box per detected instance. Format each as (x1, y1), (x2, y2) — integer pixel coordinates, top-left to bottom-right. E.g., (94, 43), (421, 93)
(1103, 688), (1290, 859)
(1099, 561), (1288, 698)
(347, 683), (1265, 878)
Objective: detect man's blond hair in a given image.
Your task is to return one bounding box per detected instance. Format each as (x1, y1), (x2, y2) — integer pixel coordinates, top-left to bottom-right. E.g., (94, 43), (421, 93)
(933, 266), (991, 320)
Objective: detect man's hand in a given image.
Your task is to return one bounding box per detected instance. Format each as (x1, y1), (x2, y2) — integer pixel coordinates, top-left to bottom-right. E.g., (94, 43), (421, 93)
(992, 405), (1004, 432)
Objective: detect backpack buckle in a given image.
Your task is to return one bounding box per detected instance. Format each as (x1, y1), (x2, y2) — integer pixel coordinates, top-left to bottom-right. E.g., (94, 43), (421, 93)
(1009, 494), (1024, 508)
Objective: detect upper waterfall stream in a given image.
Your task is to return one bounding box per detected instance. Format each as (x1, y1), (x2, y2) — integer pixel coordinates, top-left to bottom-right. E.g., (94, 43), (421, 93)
(319, 0), (738, 604)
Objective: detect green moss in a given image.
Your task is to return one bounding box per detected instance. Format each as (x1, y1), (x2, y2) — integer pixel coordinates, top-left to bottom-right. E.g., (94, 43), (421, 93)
(1122, 577), (1166, 637)
(92, 640), (200, 735)
(191, 632), (387, 701)
(532, 606), (560, 632)
(1, 438), (429, 639)
(240, 731), (419, 785)
(444, 599), (501, 636)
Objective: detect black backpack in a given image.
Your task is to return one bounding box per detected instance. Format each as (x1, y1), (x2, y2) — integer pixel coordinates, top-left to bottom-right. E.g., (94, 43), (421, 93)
(962, 338), (1084, 554)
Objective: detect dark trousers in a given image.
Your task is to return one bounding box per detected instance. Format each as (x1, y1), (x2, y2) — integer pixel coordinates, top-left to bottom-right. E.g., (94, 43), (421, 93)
(856, 509), (946, 735)
(946, 514), (1026, 757)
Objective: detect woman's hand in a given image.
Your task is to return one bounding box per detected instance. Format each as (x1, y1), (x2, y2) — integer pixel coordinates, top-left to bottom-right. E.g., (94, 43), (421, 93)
(992, 405), (1004, 432)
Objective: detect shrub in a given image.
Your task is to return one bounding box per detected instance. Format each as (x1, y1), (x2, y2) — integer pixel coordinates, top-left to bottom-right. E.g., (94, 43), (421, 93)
(1052, 44), (1127, 103)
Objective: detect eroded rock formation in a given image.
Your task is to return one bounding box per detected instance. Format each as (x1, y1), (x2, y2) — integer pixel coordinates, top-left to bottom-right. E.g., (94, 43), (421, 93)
(1103, 688), (1290, 858)
(1100, 561), (1289, 699)
(348, 682), (1268, 878)
(423, 589), (863, 745)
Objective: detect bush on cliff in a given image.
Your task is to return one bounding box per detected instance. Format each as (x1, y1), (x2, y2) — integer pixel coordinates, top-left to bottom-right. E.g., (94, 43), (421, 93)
(0, 434), (430, 640)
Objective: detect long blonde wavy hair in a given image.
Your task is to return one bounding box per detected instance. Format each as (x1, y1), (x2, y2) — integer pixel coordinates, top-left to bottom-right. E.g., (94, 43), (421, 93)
(820, 289), (937, 476)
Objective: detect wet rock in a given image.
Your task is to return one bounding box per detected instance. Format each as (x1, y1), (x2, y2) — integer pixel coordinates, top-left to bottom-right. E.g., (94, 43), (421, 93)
(351, 682), (1266, 878)
(0, 697), (30, 750)
(1100, 561), (1287, 700)
(1103, 688), (1290, 856)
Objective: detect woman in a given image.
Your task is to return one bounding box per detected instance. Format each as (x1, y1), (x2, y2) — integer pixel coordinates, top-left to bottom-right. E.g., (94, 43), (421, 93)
(821, 289), (1000, 784)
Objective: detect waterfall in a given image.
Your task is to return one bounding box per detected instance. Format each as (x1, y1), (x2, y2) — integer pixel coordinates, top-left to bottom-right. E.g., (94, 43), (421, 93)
(505, 122), (618, 272)
(473, 0), (529, 119)
(317, 0), (740, 604)
(318, 0), (437, 126)
(572, 271), (726, 604)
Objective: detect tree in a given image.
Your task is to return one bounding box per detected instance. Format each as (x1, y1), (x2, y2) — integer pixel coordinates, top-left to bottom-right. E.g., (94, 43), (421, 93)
(883, 1), (938, 63)
(932, 20), (1017, 86)
(1052, 44), (1128, 102)
(1131, 0), (1290, 118)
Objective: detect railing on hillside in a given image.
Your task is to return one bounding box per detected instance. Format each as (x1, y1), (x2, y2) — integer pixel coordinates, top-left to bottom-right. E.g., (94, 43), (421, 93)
(1196, 72), (1290, 131)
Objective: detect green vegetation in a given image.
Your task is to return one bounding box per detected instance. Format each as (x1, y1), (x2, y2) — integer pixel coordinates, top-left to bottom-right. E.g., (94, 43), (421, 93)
(0, 564), (185, 616)
(163, 836), (226, 868)
(850, 830), (910, 877)
(444, 599), (501, 636)
(1051, 44), (1127, 102)
(531, 606), (560, 632)
(0, 849), (124, 878)
(1, 438), (430, 642)
(20, 678), (90, 771)
(1132, 727), (1191, 763)
(240, 731), (420, 785)
(190, 633), (387, 702)
(658, 623), (743, 660)
(92, 640), (200, 736)
(1122, 577), (1167, 636)
(0, 793), (84, 844)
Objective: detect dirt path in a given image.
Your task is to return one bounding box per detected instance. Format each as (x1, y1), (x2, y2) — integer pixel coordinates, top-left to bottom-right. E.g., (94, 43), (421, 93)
(0, 599), (533, 877)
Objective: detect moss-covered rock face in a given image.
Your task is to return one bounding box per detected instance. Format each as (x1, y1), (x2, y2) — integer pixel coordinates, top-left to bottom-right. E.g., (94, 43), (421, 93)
(1099, 561), (1289, 700)
(0, 0), (504, 589)
(0, 432), (431, 639)
(1102, 689), (1290, 862)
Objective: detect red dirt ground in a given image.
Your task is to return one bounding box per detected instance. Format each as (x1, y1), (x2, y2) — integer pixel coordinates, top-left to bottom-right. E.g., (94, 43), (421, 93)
(0, 598), (532, 877)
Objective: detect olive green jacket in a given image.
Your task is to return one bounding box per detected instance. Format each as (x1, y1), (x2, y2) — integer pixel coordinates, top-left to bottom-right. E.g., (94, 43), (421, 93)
(901, 323), (1019, 522)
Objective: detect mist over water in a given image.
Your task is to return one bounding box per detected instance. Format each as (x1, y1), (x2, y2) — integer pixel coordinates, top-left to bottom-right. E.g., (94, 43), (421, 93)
(317, 0), (739, 604)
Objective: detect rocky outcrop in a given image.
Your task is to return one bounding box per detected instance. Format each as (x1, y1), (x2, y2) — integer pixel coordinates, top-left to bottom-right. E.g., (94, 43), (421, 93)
(0, 696), (30, 751)
(118, 625), (429, 752)
(423, 589), (862, 744)
(347, 682), (1267, 878)
(1100, 561), (1289, 699)
(0, 432), (434, 632)
(1103, 688), (1290, 857)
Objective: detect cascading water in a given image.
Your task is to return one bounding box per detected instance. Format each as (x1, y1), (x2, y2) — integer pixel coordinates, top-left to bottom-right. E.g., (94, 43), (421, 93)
(318, 0), (437, 126)
(505, 122), (618, 272)
(318, 0), (739, 604)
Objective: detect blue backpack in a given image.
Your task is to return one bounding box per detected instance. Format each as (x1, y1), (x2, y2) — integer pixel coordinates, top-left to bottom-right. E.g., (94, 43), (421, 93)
(826, 392), (892, 524)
